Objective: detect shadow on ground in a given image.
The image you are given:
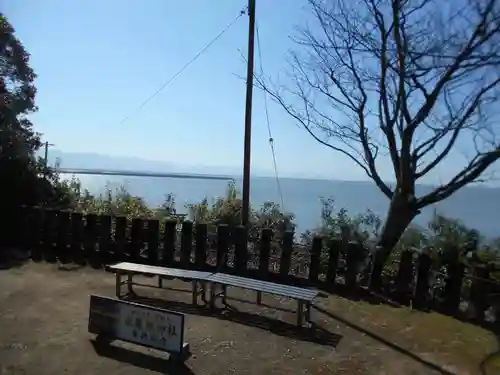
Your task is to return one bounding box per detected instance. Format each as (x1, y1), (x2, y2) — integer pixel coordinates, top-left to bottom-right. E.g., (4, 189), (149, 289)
(479, 334), (500, 375)
(313, 304), (459, 375)
(321, 281), (500, 364)
(319, 282), (405, 308)
(90, 339), (196, 375)
(0, 248), (30, 270)
(126, 294), (342, 348)
(332, 284), (500, 375)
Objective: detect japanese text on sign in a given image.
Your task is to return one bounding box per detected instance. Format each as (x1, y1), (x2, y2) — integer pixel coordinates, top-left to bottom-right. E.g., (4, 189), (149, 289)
(117, 303), (183, 353)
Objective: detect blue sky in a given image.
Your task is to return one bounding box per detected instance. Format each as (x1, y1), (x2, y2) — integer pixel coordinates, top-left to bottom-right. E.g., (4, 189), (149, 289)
(5, 0), (329, 177)
(4, 0), (498, 184)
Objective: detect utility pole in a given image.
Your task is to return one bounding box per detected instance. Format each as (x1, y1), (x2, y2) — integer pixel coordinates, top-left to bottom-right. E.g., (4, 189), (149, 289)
(43, 141), (55, 168)
(242, 0), (256, 226)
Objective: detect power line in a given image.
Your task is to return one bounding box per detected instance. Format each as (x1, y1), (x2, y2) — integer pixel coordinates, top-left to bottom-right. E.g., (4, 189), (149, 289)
(116, 7), (247, 127)
(256, 22), (285, 211)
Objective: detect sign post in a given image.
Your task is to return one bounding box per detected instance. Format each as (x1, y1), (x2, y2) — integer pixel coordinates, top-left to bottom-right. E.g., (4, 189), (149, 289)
(88, 295), (190, 361)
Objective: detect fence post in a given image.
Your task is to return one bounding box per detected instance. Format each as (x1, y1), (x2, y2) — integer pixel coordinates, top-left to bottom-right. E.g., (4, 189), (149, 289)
(413, 251), (432, 310)
(442, 251), (465, 316)
(85, 214), (100, 268)
(56, 210), (71, 264)
(393, 249), (414, 305)
(162, 220), (177, 266)
(369, 246), (385, 291)
(114, 216), (127, 262)
(84, 214), (99, 265)
(180, 221), (193, 268)
(470, 265), (491, 322)
(345, 242), (363, 291)
(234, 225), (248, 275)
(98, 215), (112, 267)
(30, 208), (43, 261)
(20, 206), (32, 253)
(309, 236), (322, 283)
(42, 210), (57, 263)
(259, 228), (273, 279)
(279, 231), (293, 280)
(129, 218), (144, 263)
(147, 219), (160, 266)
(216, 224), (229, 271)
(326, 239), (341, 288)
(70, 212), (84, 265)
(194, 223), (207, 269)
(493, 282), (500, 332)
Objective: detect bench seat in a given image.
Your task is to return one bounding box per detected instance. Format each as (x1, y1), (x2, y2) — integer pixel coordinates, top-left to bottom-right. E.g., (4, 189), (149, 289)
(107, 262), (213, 305)
(107, 262), (213, 280)
(206, 273), (319, 327)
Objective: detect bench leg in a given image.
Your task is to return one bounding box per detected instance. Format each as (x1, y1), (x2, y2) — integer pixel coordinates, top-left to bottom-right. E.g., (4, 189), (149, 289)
(191, 280), (198, 306)
(305, 302), (311, 322)
(127, 274), (134, 295)
(201, 281), (208, 305)
(297, 300), (304, 327)
(222, 285), (227, 305)
(256, 291), (262, 305)
(115, 272), (122, 298)
(158, 276), (163, 289)
(209, 282), (216, 309)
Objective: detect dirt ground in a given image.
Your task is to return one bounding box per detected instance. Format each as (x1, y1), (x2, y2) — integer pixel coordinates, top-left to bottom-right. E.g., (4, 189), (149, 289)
(0, 262), (499, 375)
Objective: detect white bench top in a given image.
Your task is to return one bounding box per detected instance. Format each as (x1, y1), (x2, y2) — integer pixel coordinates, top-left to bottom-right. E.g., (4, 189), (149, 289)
(108, 262), (214, 280)
(206, 273), (318, 302)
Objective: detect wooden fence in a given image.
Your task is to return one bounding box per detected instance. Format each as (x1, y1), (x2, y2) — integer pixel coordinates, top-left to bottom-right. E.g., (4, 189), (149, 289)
(12, 207), (500, 327)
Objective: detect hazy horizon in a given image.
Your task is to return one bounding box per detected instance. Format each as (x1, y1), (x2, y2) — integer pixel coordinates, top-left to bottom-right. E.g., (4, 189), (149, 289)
(43, 149), (500, 190)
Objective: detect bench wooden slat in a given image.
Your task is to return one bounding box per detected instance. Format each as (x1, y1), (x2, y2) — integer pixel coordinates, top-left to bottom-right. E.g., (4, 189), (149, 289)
(108, 262), (213, 280)
(206, 273), (318, 302)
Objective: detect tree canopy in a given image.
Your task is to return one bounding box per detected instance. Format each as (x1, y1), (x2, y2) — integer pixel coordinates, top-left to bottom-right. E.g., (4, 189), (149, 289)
(0, 13), (71, 248)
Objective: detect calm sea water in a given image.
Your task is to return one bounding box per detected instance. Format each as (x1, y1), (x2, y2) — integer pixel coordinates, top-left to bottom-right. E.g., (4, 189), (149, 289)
(77, 175), (500, 237)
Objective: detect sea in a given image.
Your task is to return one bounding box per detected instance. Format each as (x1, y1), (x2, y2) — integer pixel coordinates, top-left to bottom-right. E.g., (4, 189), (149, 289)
(76, 175), (500, 238)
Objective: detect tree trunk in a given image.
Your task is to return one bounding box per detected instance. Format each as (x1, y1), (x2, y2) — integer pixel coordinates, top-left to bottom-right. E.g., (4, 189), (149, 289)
(369, 191), (418, 289)
(378, 193), (417, 250)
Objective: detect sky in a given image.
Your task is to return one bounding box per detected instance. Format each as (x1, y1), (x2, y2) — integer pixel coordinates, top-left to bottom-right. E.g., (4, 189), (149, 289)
(4, 0), (499, 184)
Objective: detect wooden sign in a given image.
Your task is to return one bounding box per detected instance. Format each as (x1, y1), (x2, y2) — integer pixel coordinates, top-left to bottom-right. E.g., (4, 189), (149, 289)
(88, 295), (187, 355)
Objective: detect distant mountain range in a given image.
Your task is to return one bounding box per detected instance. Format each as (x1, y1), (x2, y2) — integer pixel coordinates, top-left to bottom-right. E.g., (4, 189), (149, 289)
(41, 149), (274, 177)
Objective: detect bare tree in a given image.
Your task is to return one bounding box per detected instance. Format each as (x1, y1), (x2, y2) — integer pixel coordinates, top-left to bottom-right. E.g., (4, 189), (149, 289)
(257, 0), (500, 264)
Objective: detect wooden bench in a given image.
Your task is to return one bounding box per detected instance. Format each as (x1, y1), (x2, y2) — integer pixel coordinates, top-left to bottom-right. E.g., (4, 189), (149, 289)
(107, 262), (214, 305)
(205, 273), (319, 327)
